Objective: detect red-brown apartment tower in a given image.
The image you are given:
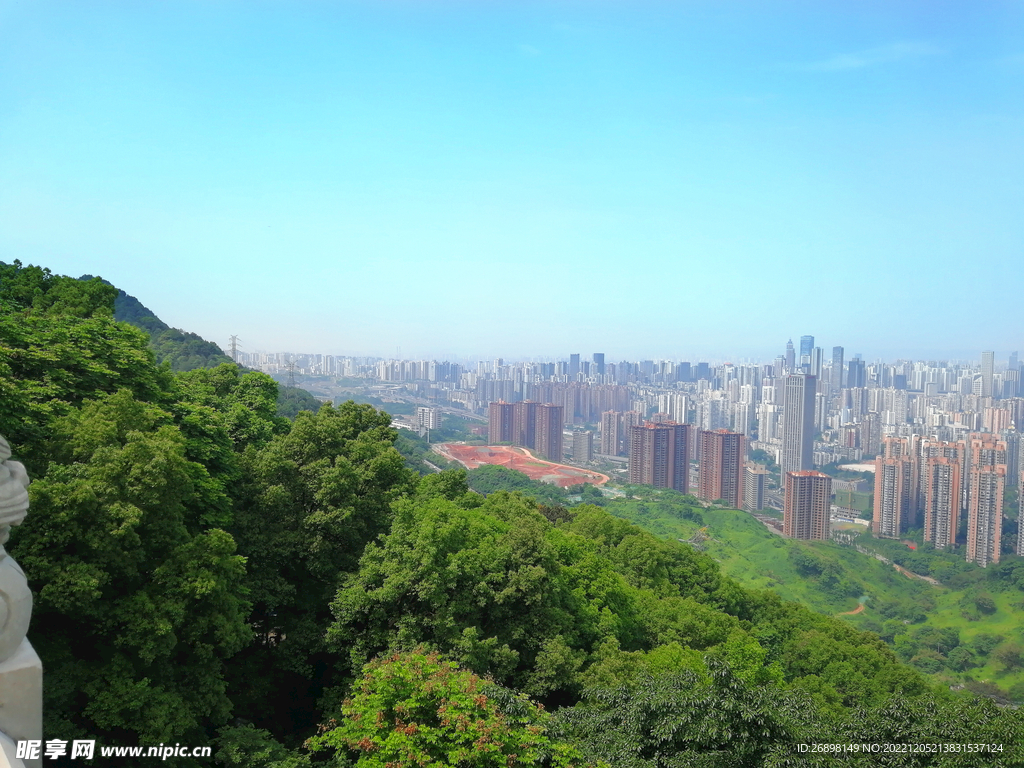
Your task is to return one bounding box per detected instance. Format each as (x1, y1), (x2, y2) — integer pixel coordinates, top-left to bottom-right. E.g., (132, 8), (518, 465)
(628, 422), (690, 494)
(534, 403), (564, 462)
(512, 400), (538, 449)
(488, 400), (563, 461)
(488, 401), (515, 443)
(966, 433), (1007, 567)
(698, 429), (744, 508)
(873, 437), (919, 538)
(784, 470), (832, 540)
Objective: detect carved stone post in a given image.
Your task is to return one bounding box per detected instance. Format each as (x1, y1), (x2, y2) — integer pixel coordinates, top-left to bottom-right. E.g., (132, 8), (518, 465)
(0, 436), (42, 768)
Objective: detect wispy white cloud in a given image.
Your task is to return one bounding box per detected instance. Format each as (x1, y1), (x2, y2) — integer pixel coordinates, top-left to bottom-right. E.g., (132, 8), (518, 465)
(518, 43), (541, 57)
(785, 41), (943, 72)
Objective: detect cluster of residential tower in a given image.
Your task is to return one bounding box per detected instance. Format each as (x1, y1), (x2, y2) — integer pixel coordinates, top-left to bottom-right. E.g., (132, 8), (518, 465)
(240, 340), (1022, 567)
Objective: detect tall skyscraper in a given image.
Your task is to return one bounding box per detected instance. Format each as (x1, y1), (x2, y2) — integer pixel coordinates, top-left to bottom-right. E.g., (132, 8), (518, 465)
(785, 340), (796, 373)
(629, 422), (690, 494)
(698, 429), (744, 507)
(847, 358), (866, 389)
(831, 346), (844, 393)
(569, 354), (581, 378)
(593, 353), (605, 376)
(799, 335), (814, 370)
(810, 347), (824, 378)
(980, 350), (995, 398)
(783, 471), (832, 540)
(781, 374), (816, 476)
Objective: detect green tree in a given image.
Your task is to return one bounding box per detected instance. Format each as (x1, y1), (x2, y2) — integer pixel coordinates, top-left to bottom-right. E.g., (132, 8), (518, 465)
(307, 650), (589, 767)
(12, 391), (250, 747)
(993, 642), (1024, 672)
(0, 272), (170, 470)
(215, 726), (309, 768)
(227, 402), (417, 737)
(554, 661), (810, 768)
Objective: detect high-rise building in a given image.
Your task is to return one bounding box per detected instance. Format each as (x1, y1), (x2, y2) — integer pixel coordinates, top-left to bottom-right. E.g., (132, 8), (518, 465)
(572, 430), (593, 463)
(922, 455), (961, 549)
(629, 422), (690, 494)
(810, 347), (824, 378)
(513, 401), (538, 448)
(781, 374), (816, 477)
(981, 350), (995, 398)
(847, 358), (866, 389)
(785, 340), (796, 373)
(873, 436), (920, 538)
(743, 463), (768, 511)
(416, 406), (441, 431)
(600, 411), (621, 455)
(783, 471), (832, 540)
(799, 335), (814, 370)
(569, 353), (581, 378)
(966, 433), (1006, 567)
(489, 400), (563, 461)
(593, 353), (605, 376)
(534, 404), (564, 461)
(698, 429), (744, 508)
(489, 401), (515, 443)
(831, 346), (845, 393)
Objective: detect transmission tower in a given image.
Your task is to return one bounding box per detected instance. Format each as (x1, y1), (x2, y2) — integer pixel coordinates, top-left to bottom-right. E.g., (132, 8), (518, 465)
(228, 335), (241, 363)
(286, 360), (297, 388)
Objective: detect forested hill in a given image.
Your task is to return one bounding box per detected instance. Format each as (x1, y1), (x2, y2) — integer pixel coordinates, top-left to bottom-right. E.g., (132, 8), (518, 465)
(2, 261), (1023, 767)
(79, 273), (235, 372)
(74, 269), (320, 414)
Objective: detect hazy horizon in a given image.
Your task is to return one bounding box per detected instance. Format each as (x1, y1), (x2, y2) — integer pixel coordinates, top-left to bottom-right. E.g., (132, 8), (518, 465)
(2, 2), (1021, 361)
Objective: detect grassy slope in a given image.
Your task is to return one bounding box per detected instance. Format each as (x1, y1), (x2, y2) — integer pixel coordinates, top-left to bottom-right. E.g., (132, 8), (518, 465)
(607, 495), (919, 614)
(604, 490), (1024, 695)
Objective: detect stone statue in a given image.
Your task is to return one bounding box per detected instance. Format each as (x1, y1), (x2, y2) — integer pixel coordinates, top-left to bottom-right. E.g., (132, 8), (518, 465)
(0, 435), (31, 662)
(0, 434), (41, 768)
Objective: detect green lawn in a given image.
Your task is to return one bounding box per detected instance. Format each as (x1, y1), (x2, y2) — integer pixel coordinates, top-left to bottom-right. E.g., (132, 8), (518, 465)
(834, 489), (872, 513)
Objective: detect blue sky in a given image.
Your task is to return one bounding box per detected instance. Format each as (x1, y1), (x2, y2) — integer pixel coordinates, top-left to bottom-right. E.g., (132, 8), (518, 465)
(1, 1), (1021, 363)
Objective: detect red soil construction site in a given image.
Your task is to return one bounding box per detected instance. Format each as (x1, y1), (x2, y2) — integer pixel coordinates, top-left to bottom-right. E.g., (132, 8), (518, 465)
(435, 444), (609, 488)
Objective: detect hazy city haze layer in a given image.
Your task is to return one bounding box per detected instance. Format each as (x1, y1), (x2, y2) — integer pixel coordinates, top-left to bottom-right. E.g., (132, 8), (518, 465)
(1, 1), (1021, 359)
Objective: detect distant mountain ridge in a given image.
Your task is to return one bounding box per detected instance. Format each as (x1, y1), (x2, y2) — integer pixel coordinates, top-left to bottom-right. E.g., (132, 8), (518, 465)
(79, 274), (234, 372)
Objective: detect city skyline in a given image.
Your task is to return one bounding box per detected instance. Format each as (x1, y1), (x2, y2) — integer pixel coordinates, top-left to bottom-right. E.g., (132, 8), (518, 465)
(2, 2), (1022, 359)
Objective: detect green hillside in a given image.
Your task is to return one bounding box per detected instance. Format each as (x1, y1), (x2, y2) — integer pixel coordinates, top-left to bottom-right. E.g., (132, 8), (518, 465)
(76, 269), (322, 417)
(604, 487), (1024, 704)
